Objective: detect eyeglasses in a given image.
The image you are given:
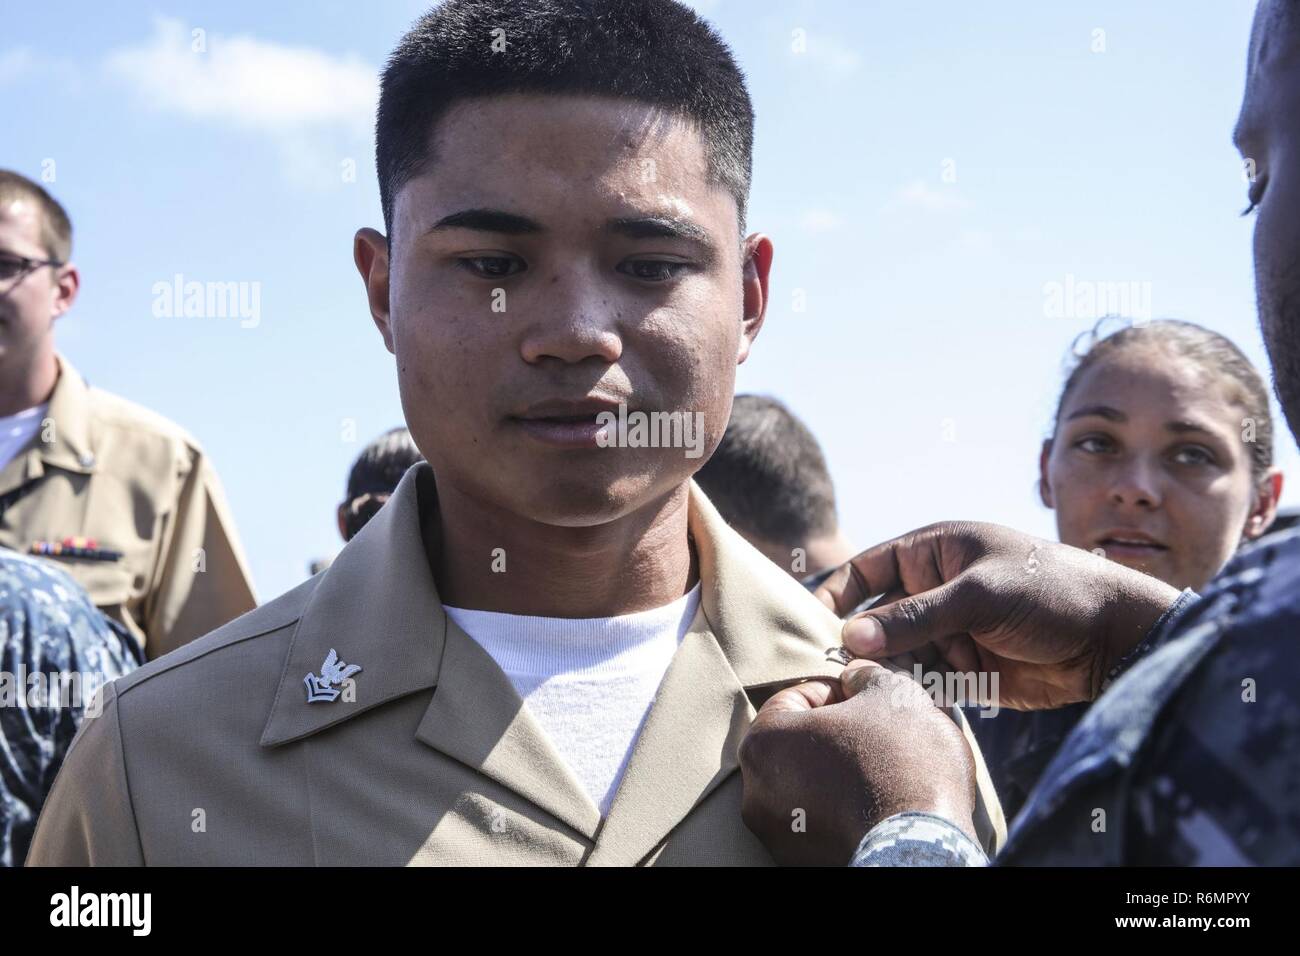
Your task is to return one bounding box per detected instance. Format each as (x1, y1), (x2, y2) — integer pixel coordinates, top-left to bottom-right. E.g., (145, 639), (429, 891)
(0, 252), (65, 283)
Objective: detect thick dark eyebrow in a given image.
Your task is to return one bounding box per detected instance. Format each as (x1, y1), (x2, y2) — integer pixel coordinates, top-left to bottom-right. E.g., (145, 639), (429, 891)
(1066, 405), (1126, 423)
(605, 216), (719, 268)
(606, 216), (710, 243)
(423, 210), (719, 263)
(426, 208), (544, 235)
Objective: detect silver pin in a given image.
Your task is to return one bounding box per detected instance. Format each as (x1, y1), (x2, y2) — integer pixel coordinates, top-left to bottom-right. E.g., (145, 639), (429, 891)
(825, 646), (853, 665)
(304, 648), (361, 703)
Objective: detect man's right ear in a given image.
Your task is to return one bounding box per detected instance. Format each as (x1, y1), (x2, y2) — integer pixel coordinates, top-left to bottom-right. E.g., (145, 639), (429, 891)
(1038, 438), (1055, 509)
(354, 227), (395, 353)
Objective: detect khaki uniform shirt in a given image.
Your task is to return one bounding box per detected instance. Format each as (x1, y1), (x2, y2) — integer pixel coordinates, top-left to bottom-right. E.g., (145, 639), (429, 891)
(28, 463), (1004, 865)
(0, 354), (256, 658)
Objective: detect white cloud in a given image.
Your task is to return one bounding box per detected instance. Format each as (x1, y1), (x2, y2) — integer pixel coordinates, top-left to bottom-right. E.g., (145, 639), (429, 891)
(103, 19), (378, 189)
(896, 179), (972, 212)
(106, 18), (377, 137)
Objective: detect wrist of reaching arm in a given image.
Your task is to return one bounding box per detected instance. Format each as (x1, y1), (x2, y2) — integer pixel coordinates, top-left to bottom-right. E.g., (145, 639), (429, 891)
(1092, 577), (1186, 699)
(1097, 587), (1200, 693)
(849, 812), (989, 867)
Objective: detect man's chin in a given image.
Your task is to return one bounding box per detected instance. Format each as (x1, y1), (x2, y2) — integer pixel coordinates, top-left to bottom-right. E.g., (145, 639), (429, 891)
(508, 471), (682, 529)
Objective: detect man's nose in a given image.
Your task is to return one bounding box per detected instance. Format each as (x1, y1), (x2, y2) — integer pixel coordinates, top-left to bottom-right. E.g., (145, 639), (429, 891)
(518, 269), (623, 366)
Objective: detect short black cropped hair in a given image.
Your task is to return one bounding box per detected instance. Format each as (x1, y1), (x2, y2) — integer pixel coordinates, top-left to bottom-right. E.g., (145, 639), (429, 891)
(376, 0), (755, 240)
(339, 428), (426, 540)
(345, 427), (425, 502)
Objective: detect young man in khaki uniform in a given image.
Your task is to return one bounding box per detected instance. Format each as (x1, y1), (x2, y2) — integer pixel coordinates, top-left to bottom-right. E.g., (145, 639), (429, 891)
(0, 171), (256, 658)
(28, 0), (1003, 866)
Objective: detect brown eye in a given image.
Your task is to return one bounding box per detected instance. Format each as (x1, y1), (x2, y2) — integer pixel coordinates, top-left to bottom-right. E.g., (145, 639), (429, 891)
(459, 256), (525, 278)
(618, 259), (688, 281)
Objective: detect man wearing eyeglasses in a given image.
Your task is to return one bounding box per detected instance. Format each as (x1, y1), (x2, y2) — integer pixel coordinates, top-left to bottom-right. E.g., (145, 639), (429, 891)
(0, 169), (256, 659)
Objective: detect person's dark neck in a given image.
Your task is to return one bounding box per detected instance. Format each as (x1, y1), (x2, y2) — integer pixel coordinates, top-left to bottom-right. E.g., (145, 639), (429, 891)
(0, 347), (58, 419)
(427, 477), (698, 618)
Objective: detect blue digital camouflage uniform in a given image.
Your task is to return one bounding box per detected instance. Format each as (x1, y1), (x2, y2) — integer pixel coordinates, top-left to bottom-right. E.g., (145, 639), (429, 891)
(965, 700), (1090, 821)
(852, 524), (1300, 866)
(0, 549), (143, 867)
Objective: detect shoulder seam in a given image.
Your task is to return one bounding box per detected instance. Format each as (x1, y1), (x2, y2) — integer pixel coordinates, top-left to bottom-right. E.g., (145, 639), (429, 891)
(84, 387), (203, 452)
(115, 616), (300, 698)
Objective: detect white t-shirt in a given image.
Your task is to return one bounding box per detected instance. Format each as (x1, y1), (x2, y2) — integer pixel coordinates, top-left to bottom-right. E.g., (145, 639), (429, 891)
(0, 403), (48, 472)
(444, 583), (701, 815)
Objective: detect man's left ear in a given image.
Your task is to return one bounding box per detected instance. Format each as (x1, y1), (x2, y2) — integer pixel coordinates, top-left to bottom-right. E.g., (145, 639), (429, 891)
(736, 233), (774, 364)
(51, 264), (79, 321)
(1244, 467), (1284, 540)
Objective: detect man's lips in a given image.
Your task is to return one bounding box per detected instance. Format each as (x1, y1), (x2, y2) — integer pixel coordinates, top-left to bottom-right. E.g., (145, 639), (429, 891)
(508, 396), (630, 449)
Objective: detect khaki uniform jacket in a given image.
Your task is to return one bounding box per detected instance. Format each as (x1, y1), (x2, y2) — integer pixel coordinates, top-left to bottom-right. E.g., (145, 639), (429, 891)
(28, 463), (1004, 866)
(0, 355), (256, 658)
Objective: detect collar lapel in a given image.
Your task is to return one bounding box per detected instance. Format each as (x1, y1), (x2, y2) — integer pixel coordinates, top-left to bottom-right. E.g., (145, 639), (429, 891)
(41, 355), (98, 475)
(260, 464), (443, 747)
(261, 462), (601, 839)
(414, 618), (602, 840)
(687, 479), (848, 688)
(584, 609), (751, 866)
(0, 448), (42, 501)
(586, 482), (846, 865)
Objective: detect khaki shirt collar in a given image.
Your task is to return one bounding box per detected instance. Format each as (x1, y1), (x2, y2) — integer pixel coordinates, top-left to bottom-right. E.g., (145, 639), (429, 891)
(0, 354), (96, 502)
(40, 353), (98, 475)
(261, 462), (844, 848)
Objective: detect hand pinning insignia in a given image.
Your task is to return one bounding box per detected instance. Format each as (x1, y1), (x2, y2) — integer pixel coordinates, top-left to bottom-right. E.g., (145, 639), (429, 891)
(304, 648), (362, 703)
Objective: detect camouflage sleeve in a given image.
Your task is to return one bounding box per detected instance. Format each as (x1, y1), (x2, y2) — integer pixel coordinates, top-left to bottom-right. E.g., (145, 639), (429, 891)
(1100, 587), (1201, 692)
(1125, 583), (1300, 865)
(0, 554), (141, 867)
(848, 812), (989, 867)
(996, 529), (1300, 866)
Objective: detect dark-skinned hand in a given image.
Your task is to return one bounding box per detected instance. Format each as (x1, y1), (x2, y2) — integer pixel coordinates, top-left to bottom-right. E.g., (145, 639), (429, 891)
(814, 521), (1182, 710)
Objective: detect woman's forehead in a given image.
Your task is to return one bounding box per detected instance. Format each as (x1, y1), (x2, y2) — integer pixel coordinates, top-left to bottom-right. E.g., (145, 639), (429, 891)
(1065, 348), (1251, 427)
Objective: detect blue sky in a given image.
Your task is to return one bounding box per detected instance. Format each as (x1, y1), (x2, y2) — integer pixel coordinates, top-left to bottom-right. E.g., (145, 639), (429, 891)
(4, 0), (1293, 600)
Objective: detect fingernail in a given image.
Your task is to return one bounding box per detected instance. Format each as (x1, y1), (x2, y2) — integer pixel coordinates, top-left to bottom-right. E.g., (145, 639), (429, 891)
(844, 616), (884, 656)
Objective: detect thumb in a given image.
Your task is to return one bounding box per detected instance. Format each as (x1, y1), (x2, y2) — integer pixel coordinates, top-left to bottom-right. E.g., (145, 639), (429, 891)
(752, 678), (842, 722)
(839, 658), (890, 697)
(841, 575), (974, 659)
